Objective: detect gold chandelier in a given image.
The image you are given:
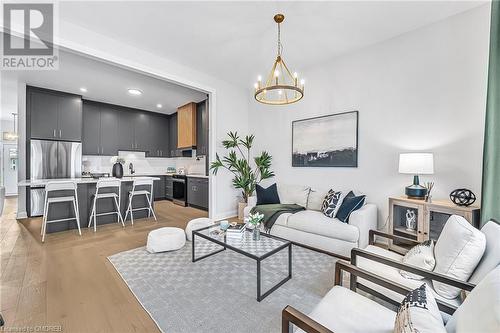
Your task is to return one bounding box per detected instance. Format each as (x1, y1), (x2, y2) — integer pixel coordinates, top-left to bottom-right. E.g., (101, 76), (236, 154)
(254, 14), (304, 105)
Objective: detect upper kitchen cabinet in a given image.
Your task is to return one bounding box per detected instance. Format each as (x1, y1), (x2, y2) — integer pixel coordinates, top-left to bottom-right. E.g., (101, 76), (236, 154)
(82, 101), (119, 156)
(117, 109), (135, 151)
(177, 102), (197, 149)
(148, 114), (170, 157)
(133, 111), (150, 152)
(196, 100), (208, 156)
(28, 87), (82, 141)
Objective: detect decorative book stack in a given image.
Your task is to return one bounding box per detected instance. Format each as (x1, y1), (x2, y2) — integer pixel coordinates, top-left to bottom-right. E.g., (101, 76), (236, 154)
(226, 224), (245, 240)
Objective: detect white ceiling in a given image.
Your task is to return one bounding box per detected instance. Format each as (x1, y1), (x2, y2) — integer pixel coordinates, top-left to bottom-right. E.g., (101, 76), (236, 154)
(60, 1), (486, 87)
(3, 49), (207, 118)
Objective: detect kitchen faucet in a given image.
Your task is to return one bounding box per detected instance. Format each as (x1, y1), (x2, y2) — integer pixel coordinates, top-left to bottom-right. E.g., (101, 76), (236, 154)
(129, 162), (135, 175)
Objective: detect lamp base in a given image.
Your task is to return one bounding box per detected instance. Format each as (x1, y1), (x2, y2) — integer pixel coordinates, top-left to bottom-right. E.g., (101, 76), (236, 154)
(405, 184), (427, 200)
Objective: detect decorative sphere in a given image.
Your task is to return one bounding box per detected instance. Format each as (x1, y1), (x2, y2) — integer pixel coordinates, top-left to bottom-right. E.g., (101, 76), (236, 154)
(449, 189), (476, 207)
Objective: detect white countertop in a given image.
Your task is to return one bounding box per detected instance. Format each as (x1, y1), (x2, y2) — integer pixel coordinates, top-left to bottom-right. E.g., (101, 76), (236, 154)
(18, 176), (161, 187)
(186, 174), (209, 179)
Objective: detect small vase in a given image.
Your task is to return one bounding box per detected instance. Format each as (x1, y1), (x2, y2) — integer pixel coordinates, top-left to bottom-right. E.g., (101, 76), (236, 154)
(252, 227), (260, 241)
(112, 163), (123, 178)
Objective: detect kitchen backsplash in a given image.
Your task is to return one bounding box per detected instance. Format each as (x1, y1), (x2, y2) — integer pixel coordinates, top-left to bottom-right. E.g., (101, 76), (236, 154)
(82, 151), (206, 175)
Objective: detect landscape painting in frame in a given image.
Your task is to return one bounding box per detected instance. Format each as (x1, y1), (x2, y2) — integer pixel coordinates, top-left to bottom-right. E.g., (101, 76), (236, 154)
(292, 111), (358, 167)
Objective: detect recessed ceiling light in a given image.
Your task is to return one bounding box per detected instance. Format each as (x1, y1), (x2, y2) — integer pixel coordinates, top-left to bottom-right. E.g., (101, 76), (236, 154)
(127, 88), (142, 96)
(156, 104), (162, 108)
(80, 87), (87, 93)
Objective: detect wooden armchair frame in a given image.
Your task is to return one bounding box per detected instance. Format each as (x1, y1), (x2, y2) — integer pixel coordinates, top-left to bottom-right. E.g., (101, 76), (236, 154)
(350, 230), (475, 314)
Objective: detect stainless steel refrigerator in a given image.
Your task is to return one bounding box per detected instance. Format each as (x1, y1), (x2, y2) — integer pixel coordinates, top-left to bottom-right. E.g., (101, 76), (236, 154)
(30, 140), (82, 216)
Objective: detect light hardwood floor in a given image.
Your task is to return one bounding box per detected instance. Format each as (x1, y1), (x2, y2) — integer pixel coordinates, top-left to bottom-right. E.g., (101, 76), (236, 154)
(1, 197), (209, 332)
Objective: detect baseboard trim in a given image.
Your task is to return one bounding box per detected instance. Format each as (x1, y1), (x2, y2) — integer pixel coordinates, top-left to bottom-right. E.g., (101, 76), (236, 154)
(213, 210), (237, 221)
(16, 211), (28, 220)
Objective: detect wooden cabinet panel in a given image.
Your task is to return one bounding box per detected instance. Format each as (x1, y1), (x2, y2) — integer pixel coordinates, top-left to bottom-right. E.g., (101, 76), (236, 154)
(177, 102), (197, 149)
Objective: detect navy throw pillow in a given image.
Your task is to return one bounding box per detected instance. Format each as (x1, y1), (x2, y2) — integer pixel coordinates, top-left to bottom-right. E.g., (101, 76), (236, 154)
(256, 183), (280, 205)
(336, 191), (366, 223)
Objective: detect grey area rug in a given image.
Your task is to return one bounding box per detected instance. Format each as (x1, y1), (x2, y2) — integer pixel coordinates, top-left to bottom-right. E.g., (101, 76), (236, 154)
(108, 239), (337, 333)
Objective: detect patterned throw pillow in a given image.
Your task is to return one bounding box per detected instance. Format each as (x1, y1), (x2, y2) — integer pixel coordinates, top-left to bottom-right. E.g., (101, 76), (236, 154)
(400, 240), (436, 280)
(321, 190), (343, 218)
(394, 284), (446, 333)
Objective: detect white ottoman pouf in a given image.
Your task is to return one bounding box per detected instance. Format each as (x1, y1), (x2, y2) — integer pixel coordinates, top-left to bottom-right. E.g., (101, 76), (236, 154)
(146, 227), (186, 253)
(185, 217), (213, 241)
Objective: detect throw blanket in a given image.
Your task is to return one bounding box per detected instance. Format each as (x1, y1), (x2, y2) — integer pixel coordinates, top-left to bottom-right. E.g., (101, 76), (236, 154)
(251, 204), (305, 232)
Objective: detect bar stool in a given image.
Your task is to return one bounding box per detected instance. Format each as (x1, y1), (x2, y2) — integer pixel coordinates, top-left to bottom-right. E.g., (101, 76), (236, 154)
(88, 178), (124, 232)
(41, 181), (81, 242)
(124, 177), (157, 224)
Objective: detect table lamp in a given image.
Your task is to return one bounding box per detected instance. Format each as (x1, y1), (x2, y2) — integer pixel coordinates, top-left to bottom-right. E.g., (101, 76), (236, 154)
(399, 153), (434, 199)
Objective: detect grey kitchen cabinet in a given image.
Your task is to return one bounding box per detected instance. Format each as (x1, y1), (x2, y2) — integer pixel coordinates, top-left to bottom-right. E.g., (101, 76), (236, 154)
(82, 102), (101, 155)
(30, 90), (59, 140)
(187, 177), (208, 210)
(148, 114), (170, 157)
(134, 111), (150, 152)
(153, 176), (166, 200)
(196, 100), (208, 156)
(118, 110), (135, 151)
(58, 95), (83, 141)
(169, 113), (181, 157)
(82, 102), (119, 155)
(100, 106), (119, 155)
(29, 87), (82, 141)
(165, 176), (173, 200)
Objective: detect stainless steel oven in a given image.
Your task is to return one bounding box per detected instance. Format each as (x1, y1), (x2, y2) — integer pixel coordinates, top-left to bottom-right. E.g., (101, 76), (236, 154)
(172, 175), (187, 206)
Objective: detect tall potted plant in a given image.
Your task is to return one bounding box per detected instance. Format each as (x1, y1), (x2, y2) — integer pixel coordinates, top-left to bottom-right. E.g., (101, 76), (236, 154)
(210, 132), (275, 219)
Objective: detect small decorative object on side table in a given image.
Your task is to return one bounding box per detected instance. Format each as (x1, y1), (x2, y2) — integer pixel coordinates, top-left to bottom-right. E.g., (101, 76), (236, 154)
(248, 212), (264, 240)
(450, 188), (476, 207)
(398, 153), (434, 199)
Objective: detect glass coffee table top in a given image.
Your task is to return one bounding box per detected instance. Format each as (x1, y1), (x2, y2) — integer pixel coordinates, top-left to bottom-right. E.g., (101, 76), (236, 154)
(193, 224), (290, 259)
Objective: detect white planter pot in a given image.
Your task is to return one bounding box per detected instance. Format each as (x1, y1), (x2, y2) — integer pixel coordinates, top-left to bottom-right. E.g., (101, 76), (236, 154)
(238, 202), (247, 220)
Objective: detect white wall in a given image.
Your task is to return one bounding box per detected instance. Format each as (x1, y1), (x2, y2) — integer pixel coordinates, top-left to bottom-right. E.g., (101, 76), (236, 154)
(249, 5), (490, 227)
(12, 20), (249, 219)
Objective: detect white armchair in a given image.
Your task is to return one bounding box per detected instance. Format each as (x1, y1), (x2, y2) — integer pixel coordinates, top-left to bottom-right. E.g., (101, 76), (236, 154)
(283, 261), (500, 333)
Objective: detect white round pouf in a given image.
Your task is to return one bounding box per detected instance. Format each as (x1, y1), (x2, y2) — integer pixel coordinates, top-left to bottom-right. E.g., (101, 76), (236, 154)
(146, 227), (186, 253)
(185, 217), (213, 241)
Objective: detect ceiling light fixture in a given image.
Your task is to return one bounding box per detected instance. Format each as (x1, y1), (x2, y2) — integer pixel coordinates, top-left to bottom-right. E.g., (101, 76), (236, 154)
(156, 104), (162, 108)
(254, 14), (304, 105)
(127, 88), (142, 96)
(79, 87), (87, 93)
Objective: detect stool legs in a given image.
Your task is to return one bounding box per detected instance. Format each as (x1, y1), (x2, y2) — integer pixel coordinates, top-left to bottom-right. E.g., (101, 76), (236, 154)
(113, 196), (125, 227)
(73, 198), (82, 236)
(146, 193), (157, 221)
(125, 193), (134, 225)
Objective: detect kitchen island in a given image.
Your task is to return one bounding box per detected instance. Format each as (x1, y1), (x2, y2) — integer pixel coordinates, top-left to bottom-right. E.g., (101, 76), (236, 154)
(19, 177), (160, 233)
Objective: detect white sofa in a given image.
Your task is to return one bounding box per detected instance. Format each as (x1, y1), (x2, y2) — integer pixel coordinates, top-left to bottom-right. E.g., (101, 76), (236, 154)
(244, 184), (377, 258)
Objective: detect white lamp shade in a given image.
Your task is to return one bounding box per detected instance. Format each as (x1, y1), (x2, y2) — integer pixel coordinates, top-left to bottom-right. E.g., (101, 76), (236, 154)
(399, 153), (434, 174)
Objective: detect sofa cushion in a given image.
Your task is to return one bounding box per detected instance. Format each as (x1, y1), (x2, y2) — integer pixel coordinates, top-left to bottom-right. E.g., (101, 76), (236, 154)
(394, 284), (446, 333)
(284, 210), (360, 243)
(321, 189), (344, 218)
(256, 183), (280, 205)
(400, 240), (436, 280)
(278, 183), (310, 207)
(297, 286), (395, 333)
(433, 215), (486, 299)
(336, 191), (366, 223)
(468, 220), (500, 284)
(446, 266), (500, 333)
(357, 245), (461, 309)
(307, 188), (329, 211)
